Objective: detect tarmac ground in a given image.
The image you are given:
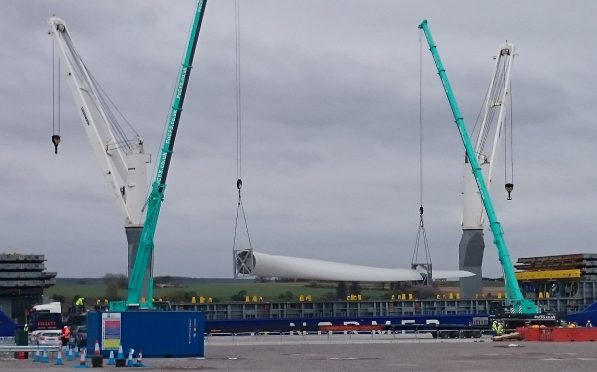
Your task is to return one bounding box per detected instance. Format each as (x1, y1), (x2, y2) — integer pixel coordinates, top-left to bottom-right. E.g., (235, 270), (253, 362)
(1, 334), (596, 371)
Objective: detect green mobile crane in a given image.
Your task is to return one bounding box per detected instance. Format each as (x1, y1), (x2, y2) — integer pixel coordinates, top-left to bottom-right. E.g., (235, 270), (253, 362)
(417, 20), (539, 317)
(111, 0), (208, 311)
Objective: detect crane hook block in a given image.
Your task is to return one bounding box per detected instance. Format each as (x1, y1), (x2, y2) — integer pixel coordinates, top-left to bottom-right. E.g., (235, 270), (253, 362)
(505, 183), (513, 200)
(236, 179), (243, 190)
(51, 134), (61, 154)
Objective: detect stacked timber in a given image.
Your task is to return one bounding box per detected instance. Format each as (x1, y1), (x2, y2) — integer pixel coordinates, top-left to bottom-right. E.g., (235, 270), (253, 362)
(0, 253), (56, 296)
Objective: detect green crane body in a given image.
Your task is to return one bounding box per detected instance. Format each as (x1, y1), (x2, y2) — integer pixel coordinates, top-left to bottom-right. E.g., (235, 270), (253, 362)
(112, 0), (208, 311)
(418, 20), (538, 315)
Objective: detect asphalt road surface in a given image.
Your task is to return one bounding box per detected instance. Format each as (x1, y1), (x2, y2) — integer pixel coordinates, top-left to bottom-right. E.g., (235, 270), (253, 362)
(1, 335), (596, 371)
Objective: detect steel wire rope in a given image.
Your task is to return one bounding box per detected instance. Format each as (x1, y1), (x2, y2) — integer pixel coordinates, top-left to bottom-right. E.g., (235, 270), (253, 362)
(470, 73), (493, 159)
(79, 58), (131, 150)
(63, 32), (134, 150)
(58, 54), (61, 135)
(510, 82), (514, 184)
(411, 30), (432, 274)
(93, 83), (130, 150)
(52, 37), (55, 135)
(88, 70), (139, 150)
(419, 29), (424, 210)
(232, 0), (253, 265)
(89, 71), (140, 138)
(479, 59), (506, 152)
(235, 0), (243, 181)
(504, 79), (514, 186)
(471, 51), (508, 159)
(51, 36), (62, 155)
(503, 69), (507, 185)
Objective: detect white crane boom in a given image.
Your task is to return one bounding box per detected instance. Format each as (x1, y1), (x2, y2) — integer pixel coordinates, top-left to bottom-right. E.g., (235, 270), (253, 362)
(459, 42), (515, 297)
(462, 42), (515, 229)
(48, 17), (150, 227)
(48, 17), (152, 292)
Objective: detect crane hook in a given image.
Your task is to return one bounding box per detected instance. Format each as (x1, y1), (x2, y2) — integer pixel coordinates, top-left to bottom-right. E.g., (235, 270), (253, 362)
(51, 134), (61, 154)
(505, 183), (513, 200)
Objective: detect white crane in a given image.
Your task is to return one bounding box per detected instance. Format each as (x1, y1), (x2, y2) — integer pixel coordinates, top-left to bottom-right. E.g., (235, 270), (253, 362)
(459, 42), (515, 298)
(48, 17), (152, 293)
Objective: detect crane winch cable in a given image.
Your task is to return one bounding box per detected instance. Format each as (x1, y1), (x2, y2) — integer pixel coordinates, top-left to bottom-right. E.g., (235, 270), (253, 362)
(470, 50), (516, 200)
(51, 28), (141, 155)
(411, 30), (432, 284)
(235, 0), (243, 181)
(65, 30), (139, 152)
(51, 36), (61, 154)
(504, 79), (514, 200)
(232, 0), (254, 273)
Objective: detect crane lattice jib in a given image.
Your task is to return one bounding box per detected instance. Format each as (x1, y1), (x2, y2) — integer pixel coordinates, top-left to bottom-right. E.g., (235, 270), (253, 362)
(418, 20), (538, 315)
(127, 0), (208, 308)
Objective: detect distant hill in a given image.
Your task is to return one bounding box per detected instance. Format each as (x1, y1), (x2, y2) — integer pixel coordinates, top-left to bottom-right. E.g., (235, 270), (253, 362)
(56, 277), (252, 285)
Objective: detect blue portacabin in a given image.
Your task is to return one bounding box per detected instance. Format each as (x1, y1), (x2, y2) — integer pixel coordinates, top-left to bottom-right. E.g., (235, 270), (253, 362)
(87, 311), (204, 358)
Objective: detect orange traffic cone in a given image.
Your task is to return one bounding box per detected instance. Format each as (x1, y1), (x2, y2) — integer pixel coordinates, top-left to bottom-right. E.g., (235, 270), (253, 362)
(91, 340), (103, 368)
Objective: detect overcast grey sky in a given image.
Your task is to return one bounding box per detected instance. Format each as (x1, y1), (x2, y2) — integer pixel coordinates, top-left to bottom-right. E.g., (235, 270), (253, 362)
(1, 1), (595, 278)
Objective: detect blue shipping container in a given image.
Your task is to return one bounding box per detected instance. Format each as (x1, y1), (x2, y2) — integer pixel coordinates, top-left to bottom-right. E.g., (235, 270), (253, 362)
(0, 310), (15, 337)
(87, 311), (204, 358)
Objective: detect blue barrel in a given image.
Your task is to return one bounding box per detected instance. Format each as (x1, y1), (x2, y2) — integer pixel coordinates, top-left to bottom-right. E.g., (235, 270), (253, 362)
(87, 311), (204, 358)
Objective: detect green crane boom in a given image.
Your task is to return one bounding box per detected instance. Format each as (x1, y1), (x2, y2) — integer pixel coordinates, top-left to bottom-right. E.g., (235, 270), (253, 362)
(418, 19), (538, 315)
(117, 0), (207, 310)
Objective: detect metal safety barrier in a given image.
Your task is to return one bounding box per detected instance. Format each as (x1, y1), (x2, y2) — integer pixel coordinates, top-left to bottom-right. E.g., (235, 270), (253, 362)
(0, 345), (61, 352)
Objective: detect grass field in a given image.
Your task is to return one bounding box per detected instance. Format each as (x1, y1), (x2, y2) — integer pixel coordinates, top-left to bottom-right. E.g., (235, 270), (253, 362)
(45, 280), (393, 303)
